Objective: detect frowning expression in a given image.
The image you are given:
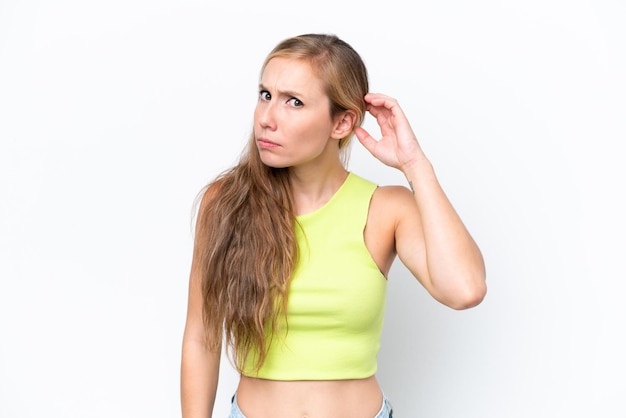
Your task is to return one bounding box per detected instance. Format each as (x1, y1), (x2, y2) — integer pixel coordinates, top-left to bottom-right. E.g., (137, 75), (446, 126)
(254, 57), (342, 169)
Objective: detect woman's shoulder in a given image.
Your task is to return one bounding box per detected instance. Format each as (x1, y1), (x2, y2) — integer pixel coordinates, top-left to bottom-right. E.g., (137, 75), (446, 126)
(350, 173), (410, 198)
(370, 183), (417, 219)
(198, 176), (230, 206)
(374, 183), (414, 202)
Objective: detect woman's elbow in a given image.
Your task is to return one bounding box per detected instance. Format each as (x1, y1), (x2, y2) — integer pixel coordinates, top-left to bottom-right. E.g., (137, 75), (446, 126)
(452, 281), (487, 310)
(436, 273), (487, 310)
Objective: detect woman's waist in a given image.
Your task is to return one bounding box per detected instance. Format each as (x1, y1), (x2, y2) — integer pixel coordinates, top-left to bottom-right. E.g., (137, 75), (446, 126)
(236, 374), (383, 417)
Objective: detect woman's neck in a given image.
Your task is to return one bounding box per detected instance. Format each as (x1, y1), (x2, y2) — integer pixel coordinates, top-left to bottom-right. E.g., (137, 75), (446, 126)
(289, 163), (349, 216)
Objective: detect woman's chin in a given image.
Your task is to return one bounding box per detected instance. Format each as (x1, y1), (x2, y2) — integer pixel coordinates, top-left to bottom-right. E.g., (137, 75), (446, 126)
(258, 154), (291, 169)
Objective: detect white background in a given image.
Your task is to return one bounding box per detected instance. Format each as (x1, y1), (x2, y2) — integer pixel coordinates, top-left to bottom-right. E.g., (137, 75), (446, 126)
(1, 0), (625, 417)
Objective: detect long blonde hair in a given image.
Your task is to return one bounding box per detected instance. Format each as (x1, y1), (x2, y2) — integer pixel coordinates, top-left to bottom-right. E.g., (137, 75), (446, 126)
(195, 33), (369, 372)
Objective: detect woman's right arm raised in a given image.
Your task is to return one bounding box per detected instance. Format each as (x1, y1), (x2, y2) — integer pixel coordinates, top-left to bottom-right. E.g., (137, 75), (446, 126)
(181, 186), (222, 418)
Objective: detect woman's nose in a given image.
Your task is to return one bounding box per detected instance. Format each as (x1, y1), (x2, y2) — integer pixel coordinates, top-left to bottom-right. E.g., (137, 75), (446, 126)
(257, 102), (277, 130)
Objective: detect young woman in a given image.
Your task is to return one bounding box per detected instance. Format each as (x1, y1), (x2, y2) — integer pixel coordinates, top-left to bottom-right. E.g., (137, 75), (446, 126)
(181, 33), (486, 418)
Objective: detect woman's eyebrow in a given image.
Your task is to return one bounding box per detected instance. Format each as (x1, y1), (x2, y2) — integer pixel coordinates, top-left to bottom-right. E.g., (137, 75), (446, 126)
(258, 83), (303, 98)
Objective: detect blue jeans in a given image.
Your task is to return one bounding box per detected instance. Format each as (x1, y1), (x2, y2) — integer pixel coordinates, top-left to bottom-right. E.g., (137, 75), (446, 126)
(229, 393), (393, 417)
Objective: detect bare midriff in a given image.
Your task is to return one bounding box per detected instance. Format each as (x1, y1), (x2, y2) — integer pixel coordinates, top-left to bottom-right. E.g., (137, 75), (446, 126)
(236, 374), (383, 418)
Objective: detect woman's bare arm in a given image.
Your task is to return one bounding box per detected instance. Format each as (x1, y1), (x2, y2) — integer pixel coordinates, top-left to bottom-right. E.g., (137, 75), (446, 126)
(181, 186), (223, 417)
(356, 93), (486, 309)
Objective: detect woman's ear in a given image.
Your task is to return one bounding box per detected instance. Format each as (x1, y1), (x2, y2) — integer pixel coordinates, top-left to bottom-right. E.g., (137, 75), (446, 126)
(331, 110), (357, 139)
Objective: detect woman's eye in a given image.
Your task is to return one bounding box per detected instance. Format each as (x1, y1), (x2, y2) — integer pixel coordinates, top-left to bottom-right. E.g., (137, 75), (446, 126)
(288, 98), (303, 107)
(259, 90), (271, 101)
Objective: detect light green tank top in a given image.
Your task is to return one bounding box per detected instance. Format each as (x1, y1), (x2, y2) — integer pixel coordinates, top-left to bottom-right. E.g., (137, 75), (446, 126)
(242, 172), (388, 380)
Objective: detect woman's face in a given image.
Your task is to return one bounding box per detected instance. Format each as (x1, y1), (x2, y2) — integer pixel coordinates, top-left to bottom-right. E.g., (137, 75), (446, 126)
(254, 57), (340, 169)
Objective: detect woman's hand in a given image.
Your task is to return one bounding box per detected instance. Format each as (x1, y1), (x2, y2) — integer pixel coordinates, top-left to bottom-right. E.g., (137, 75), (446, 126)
(354, 93), (426, 171)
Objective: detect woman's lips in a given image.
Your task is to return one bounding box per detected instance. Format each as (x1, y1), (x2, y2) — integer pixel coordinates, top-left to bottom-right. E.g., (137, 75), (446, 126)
(257, 138), (280, 148)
